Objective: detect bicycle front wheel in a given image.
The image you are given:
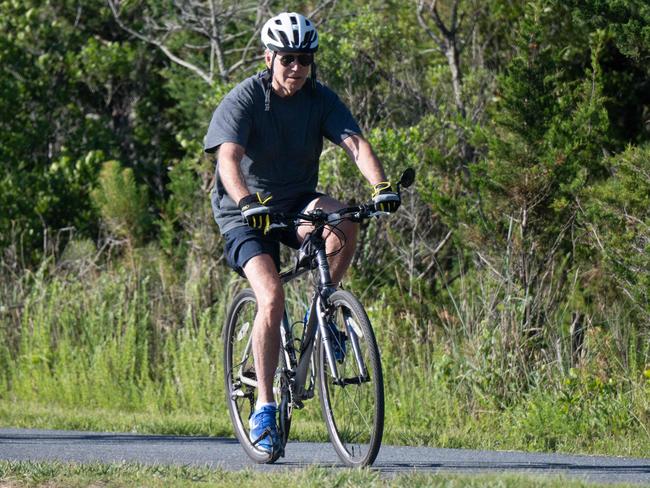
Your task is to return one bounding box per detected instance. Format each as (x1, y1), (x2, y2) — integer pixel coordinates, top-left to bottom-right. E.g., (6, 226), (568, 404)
(223, 289), (288, 464)
(317, 290), (384, 467)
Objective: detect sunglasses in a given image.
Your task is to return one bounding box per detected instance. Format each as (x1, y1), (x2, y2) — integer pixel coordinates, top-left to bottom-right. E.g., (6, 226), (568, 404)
(278, 54), (314, 67)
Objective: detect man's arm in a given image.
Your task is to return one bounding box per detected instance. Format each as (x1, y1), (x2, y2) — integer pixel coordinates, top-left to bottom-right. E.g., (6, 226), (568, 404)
(340, 134), (388, 186)
(218, 141), (273, 232)
(341, 134), (401, 213)
(217, 142), (251, 203)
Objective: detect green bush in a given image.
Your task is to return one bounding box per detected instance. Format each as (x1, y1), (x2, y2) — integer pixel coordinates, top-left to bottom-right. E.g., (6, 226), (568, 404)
(91, 161), (151, 246)
(582, 144), (650, 324)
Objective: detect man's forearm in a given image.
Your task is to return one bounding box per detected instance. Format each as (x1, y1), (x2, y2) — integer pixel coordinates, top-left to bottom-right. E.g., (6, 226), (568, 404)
(218, 142), (250, 204)
(356, 142), (387, 186)
(341, 135), (387, 186)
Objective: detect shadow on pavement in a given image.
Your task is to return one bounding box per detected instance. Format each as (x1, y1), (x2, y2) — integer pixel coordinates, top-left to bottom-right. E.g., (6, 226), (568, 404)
(0, 434), (239, 445)
(377, 461), (650, 475)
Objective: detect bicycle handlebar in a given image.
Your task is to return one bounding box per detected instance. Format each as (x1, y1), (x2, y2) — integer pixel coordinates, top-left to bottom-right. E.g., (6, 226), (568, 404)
(269, 202), (385, 230)
(269, 167), (416, 230)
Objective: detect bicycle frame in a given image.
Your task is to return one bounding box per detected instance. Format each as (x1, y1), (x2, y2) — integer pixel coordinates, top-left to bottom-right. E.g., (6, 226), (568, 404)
(234, 219), (366, 403)
(277, 227), (342, 402)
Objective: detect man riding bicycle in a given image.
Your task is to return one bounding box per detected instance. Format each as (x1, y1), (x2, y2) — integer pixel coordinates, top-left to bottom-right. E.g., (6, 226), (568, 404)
(204, 11), (400, 456)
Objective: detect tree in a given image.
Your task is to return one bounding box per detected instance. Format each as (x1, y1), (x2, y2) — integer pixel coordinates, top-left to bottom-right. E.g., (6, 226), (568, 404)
(582, 145), (650, 324)
(471, 0), (611, 332)
(107, 0), (273, 84)
(0, 1), (182, 261)
(92, 160), (151, 247)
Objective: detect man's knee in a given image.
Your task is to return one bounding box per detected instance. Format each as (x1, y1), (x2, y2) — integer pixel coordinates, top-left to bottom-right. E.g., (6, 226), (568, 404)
(243, 254), (285, 319)
(256, 284), (285, 316)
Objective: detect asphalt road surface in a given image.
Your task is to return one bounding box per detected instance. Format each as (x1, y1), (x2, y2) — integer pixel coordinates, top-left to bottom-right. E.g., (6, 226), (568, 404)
(1, 428), (649, 485)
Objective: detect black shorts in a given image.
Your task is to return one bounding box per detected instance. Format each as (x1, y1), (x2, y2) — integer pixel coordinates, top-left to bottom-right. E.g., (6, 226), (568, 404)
(223, 192), (323, 276)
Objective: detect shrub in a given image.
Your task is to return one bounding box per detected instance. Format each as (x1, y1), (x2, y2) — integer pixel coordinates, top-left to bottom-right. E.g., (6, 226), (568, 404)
(91, 161), (150, 247)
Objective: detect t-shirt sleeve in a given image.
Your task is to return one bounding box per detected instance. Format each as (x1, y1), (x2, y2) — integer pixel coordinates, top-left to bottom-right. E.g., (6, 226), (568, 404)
(321, 90), (362, 144)
(203, 86), (253, 153)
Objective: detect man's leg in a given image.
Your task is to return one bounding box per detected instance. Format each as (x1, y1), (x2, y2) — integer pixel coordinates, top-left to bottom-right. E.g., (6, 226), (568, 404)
(297, 196), (359, 283)
(242, 253), (284, 405)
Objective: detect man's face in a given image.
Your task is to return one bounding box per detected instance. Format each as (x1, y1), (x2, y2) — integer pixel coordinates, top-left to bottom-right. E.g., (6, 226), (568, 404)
(265, 50), (313, 97)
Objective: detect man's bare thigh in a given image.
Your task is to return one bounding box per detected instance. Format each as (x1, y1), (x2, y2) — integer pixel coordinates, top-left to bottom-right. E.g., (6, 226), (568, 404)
(295, 195), (348, 243)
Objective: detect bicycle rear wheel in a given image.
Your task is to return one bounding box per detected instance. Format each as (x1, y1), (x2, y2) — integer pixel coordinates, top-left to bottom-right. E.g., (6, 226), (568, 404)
(316, 290), (384, 467)
(223, 289), (289, 463)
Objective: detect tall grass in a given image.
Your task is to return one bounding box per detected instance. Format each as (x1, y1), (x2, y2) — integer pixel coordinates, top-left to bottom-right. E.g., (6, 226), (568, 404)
(0, 237), (648, 455)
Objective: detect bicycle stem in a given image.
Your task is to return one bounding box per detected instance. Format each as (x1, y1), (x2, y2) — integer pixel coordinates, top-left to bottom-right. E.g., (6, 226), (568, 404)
(303, 227), (335, 295)
(315, 247), (335, 297)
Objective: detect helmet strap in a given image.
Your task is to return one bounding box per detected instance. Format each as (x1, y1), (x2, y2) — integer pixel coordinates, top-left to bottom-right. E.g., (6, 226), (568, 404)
(311, 61), (317, 91)
(265, 52), (277, 111)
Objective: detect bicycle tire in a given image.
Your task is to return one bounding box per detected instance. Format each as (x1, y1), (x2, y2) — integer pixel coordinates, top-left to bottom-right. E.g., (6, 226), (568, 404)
(316, 290), (384, 467)
(223, 288), (290, 463)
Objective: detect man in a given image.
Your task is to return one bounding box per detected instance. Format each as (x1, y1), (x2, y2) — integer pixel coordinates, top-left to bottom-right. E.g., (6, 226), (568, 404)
(204, 12), (400, 455)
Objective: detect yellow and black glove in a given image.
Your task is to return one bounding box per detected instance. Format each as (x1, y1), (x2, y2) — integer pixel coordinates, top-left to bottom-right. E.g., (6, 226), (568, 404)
(371, 182), (401, 213)
(238, 193), (273, 233)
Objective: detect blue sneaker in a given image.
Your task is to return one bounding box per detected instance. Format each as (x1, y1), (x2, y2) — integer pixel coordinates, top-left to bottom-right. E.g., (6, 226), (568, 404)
(327, 319), (348, 363)
(249, 405), (280, 454)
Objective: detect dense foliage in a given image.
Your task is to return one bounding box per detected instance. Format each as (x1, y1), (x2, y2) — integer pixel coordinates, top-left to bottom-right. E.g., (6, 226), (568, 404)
(0, 0), (648, 450)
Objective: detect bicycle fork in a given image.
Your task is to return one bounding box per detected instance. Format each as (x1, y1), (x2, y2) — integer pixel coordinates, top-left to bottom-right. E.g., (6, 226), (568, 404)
(317, 298), (369, 386)
(312, 246), (345, 382)
(313, 245), (369, 386)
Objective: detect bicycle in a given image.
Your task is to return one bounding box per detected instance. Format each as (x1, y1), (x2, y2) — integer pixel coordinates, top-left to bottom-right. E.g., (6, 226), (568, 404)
(223, 168), (415, 467)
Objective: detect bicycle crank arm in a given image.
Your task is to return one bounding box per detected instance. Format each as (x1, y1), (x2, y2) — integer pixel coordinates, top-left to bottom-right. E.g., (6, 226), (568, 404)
(237, 375), (281, 395)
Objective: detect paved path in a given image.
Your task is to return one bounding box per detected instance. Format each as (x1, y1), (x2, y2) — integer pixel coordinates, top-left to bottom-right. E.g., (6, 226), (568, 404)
(1, 428), (649, 485)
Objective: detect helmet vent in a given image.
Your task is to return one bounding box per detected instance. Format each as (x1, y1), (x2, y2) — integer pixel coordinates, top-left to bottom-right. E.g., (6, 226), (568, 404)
(278, 31), (290, 46)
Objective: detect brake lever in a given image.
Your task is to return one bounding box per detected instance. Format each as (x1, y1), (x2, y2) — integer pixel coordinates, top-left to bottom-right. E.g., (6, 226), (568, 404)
(327, 212), (342, 224)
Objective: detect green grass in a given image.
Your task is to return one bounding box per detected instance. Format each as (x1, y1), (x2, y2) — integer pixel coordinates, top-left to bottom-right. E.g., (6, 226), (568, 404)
(1, 248), (648, 460)
(1, 389), (648, 459)
(0, 461), (639, 488)
(0, 400), (328, 442)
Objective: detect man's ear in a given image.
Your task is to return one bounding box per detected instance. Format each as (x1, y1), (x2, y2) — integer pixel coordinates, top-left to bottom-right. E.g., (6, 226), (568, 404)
(264, 50), (272, 69)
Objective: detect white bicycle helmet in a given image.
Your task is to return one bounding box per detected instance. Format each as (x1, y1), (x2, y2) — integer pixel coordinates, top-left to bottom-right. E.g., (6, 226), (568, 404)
(261, 12), (318, 53)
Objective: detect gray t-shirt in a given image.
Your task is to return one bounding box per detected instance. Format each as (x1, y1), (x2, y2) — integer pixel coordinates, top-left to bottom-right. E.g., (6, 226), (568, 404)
(204, 72), (361, 234)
